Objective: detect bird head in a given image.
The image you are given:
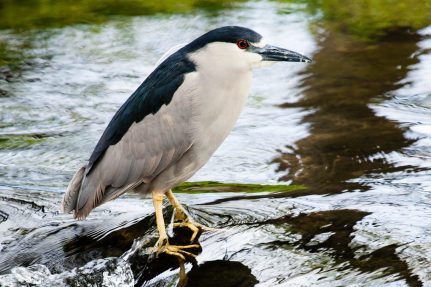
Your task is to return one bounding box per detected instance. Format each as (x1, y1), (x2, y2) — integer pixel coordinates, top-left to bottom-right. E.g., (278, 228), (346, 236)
(184, 26), (311, 72)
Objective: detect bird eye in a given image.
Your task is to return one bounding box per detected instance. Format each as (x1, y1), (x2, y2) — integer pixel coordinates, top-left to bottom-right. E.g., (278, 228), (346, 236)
(237, 39), (249, 49)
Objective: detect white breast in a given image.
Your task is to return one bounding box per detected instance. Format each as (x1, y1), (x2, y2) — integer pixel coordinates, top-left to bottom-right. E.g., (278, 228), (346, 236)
(187, 42), (254, 163)
(146, 42), (256, 190)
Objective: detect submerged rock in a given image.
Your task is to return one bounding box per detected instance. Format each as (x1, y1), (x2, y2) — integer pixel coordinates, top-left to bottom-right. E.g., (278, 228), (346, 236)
(63, 258), (134, 287)
(0, 224), (201, 287)
(0, 258), (133, 287)
(0, 265), (51, 287)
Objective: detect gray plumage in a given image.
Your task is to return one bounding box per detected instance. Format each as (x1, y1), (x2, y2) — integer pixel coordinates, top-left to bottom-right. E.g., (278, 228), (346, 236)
(60, 26), (311, 219)
(62, 79), (197, 218)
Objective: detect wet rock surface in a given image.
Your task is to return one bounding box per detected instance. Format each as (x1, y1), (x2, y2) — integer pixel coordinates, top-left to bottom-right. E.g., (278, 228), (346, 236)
(0, 187), (428, 286)
(0, 193), (257, 286)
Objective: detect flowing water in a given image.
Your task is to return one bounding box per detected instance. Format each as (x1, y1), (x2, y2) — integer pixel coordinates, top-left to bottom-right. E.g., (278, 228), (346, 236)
(0, 1), (431, 286)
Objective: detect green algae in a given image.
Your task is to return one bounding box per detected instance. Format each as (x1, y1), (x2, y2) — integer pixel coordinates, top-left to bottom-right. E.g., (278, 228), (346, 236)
(173, 181), (305, 194)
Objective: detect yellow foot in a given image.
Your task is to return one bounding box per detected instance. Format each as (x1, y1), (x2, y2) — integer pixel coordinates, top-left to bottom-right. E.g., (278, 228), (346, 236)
(155, 238), (200, 261)
(166, 190), (221, 239)
(173, 220), (222, 243)
(194, 222), (221, 233)
(173, 221), (201, 243)
(161, 244), (199, 261)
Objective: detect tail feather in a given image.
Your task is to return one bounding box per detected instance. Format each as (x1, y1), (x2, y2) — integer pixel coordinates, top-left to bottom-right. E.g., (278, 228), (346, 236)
(74, 184), (105, 220)
(60, 165), (145, 219)
(60, 166), (86, 214)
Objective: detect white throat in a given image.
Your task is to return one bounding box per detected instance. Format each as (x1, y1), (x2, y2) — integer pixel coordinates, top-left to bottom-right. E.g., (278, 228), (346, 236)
(188, 42), (262, 75)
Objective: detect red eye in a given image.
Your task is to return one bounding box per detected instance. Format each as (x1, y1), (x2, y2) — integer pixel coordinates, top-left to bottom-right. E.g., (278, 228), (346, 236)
(237, 39), (249, 49)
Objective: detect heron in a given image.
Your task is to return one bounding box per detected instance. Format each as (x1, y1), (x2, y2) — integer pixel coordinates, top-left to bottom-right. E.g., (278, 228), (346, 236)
(60, 26), (311, 260)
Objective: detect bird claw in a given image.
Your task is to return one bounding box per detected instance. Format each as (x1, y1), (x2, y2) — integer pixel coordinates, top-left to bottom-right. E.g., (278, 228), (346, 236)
(173, 221), (202, 243)
(155, 238), (200, 261)
(173, 219), (222, 242)
(163, 244), (200, 261)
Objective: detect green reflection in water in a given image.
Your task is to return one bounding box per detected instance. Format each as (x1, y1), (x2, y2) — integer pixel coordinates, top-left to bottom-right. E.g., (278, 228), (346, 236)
(0, 134), (47, 149)
(0, 41), (19, 68)
(0, 0), (242, 31)
(0, 40), (28, 77)
(0, 0), (242, 80)
(284, 0), (431, 39)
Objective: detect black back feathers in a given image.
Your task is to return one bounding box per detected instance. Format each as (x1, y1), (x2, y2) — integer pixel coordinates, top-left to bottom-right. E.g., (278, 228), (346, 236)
(86, 26), (261, 173)
(87, 50), (195, 172)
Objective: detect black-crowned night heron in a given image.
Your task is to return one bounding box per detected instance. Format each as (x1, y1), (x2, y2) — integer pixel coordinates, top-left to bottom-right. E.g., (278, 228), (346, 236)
(61, 26), (311, 259)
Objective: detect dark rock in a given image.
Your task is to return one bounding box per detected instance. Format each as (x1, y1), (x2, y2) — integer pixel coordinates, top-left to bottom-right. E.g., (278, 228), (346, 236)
(187, 260), (258, 287)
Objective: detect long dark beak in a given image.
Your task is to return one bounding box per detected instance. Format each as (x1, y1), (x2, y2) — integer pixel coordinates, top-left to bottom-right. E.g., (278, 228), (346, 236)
(253, 44), (312, 63)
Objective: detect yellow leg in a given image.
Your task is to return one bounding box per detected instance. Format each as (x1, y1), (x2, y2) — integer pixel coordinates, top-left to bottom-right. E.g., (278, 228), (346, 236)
(166, 189), (188, 221)
(166, 189), (219, 242)
(152, 191), (200, 260)
(177, 258), (188, 287)
(152, 192), (168, 244)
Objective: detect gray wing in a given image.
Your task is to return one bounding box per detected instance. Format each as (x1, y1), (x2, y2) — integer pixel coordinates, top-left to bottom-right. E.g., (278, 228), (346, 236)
(75, 98), (195, 218)
(61, 47), (198, 219)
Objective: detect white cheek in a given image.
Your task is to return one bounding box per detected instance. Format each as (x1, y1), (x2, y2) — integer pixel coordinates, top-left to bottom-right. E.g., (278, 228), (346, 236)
(253, 39), (267, 48)
(245, 52), (263, 69)
(252, 60), (278, 68)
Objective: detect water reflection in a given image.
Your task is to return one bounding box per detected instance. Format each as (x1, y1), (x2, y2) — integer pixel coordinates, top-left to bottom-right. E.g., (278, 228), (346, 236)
(275, 30), (421, 194)
(261, 209), (422, 286)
